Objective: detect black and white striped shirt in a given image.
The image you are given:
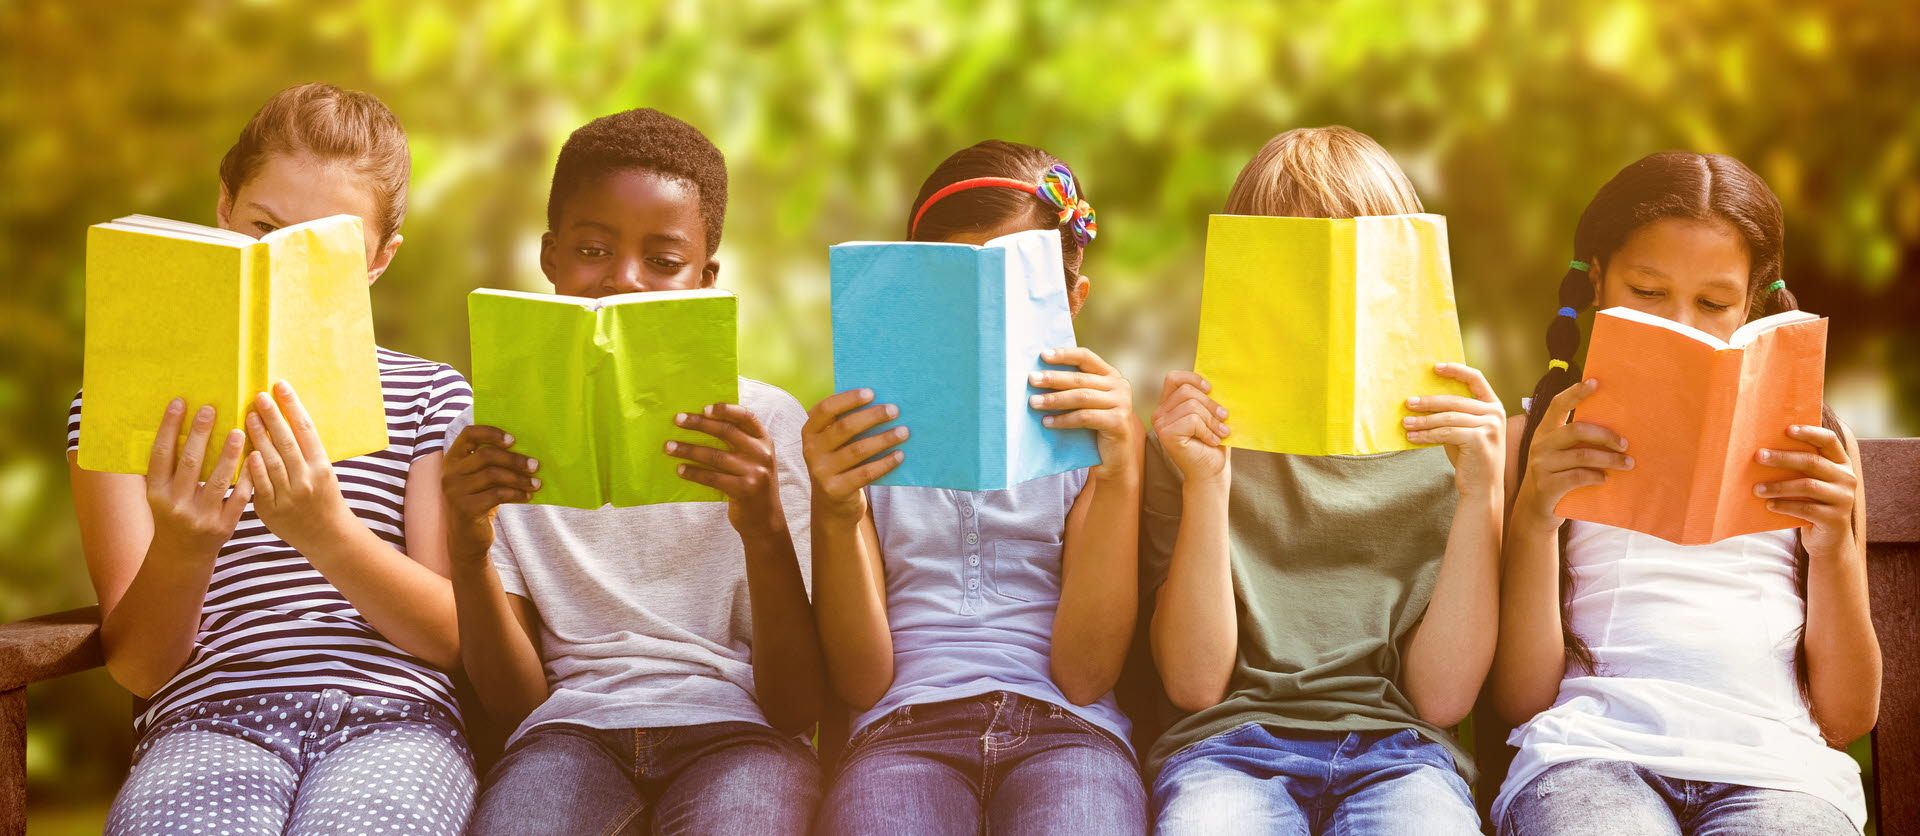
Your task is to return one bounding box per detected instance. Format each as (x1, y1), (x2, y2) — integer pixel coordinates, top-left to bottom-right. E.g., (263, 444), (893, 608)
(69, 347), (471, 736)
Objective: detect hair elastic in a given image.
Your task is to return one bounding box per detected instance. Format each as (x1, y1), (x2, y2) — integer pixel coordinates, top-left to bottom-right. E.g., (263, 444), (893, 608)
(1548, 359), (1569, 372)
(1569, 259), (1590, 271)
(1557, 307), (1578, 319)
(909, 164), (1098, 245)
(1765, 279), (1786, 294)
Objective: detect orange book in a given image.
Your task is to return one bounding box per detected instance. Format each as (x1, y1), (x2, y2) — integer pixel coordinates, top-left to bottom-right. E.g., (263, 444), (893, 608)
(1555, 306), (1828, 545)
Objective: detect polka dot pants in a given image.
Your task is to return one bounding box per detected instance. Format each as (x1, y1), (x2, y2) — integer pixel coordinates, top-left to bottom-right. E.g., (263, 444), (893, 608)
(105, 688), (476, 836)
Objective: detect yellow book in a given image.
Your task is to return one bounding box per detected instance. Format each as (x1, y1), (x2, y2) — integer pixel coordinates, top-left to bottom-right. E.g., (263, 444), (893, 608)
(79, 214), (387, 479)
(1195, 213), (1469, 456)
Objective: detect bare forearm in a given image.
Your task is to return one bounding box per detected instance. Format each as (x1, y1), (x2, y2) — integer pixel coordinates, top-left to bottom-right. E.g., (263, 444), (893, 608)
(1151, 481), (1236, 712)
(302, 526), (461, 669)
(1804, 537), (1880, 745)
(100, 544), (215, 697)
(449, 557), (549, 728)
(1490, 508), (1570, 725)
(812, 504), (894, 709)
(1401, 486), (1502, 726)
(1051, 472), (1141, 705)
(743, 523), (828, 733)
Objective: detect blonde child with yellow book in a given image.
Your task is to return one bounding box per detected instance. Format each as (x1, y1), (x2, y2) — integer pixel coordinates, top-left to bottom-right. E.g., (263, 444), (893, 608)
(1143, 126), (1503, 834)
(68, 84), (476, 835)
(1489, 152), (1875, 834)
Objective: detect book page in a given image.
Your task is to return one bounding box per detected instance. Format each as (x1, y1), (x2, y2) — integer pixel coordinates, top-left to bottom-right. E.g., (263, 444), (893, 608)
(78, 224), (249, 478)
(101, 215), (255, 245)
(1196, 214), (1335, 455)
(469, 290), (603, 508)
(263, 215), (387, 466)
(996, 229), (1100, 487)
(604, 293), (738, 507)
(1728, 309), (1819, 348)
(1350, 213), (1470, 455)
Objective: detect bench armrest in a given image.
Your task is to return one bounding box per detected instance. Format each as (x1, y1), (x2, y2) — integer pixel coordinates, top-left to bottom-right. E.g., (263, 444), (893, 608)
(0, 606), (104, 692)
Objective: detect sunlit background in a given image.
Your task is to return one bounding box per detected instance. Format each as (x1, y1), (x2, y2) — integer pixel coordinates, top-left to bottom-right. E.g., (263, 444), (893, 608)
(4, 1), (1917, 830)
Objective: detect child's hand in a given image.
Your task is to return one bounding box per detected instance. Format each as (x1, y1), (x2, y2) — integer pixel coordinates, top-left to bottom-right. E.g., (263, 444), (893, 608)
(441, 425), (539, 563)
(1755, 423), (1859, 559)
(144, 399), (253, 560)
(1403, 362), (1507, 497)
(243, 382), (361, 555)
(1513, 378), (1634, 531)
(801, 389), (907, 526)
(667, 403), (787, 537)
(1151, 371), (1230, 487)
(1029, 347), (1140, 482)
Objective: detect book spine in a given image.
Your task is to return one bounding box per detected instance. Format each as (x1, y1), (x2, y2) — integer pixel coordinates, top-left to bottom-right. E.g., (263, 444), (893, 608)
(979, 250), (1002, 490)
(1328, 222), (1357, 453)
(240, 241), (272, 455)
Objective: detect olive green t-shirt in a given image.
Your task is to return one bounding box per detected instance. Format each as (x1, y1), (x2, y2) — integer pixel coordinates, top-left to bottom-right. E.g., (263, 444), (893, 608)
(1139, 437), (1472, 780)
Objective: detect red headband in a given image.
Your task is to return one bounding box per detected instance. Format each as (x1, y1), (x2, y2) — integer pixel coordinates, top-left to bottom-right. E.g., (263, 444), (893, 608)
(908, 177), (1037, 240)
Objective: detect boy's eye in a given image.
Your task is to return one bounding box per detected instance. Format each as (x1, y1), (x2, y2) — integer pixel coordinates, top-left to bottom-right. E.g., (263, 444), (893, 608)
(253, 221), (278, 235)
(576, 246), (610, 258)
(646, 256), (685, 270)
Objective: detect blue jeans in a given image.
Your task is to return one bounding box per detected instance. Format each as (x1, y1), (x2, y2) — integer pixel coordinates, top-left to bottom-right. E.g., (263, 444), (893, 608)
(471, 720), (820, 835)
(820, 691), (1147, 835)
(1500, 759), (1855, 835)
(1152, 723), (1479, 835)
(106, 689), (474, 836)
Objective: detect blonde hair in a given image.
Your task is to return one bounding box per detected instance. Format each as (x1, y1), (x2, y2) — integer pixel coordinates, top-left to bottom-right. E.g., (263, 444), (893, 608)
(218, 83), (411, 244)
(1224, 126), (1422, 218)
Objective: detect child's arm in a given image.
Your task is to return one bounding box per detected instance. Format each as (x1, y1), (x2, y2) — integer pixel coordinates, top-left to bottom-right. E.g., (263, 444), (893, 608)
(1758, 422), (1880, 746)
(1396, 363), (1506, 727)
(801, 389), (907, 710)
(1490, 379), (1632, 725)
(73, 400), (252, 697)
(244, 383), (462, 669)
(667, 403), (827, 735)
(1147, 371), (1238, 713)
(1031, 348), (1142, 705)
(442, 424), (551, 728)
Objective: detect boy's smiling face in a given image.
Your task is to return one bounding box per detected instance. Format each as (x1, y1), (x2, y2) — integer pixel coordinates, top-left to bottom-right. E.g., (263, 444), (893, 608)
(541, 168), (717, 298)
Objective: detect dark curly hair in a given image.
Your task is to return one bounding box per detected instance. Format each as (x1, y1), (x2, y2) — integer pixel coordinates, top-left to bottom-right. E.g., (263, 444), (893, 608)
(546, 108), (728, 255)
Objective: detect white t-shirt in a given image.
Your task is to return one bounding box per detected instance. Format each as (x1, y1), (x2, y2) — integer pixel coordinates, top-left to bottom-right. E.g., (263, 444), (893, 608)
(448, 378), (812, 743)
(1494, 521), (1866, 831)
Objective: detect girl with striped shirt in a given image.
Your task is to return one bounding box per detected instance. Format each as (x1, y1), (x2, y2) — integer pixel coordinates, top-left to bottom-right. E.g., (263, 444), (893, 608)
(68, 83), (477, 836)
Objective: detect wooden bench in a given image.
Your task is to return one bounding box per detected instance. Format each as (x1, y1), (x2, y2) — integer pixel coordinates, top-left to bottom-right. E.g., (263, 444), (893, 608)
(4, 438), (1916, 834)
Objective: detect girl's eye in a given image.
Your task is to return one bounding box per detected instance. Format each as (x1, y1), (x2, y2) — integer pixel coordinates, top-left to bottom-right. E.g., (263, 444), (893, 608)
(253, 221), (278, 235)
(1629, 286), (1664, 299)
(576, 247), (610, 258)
(1700, 299), (1732, 312)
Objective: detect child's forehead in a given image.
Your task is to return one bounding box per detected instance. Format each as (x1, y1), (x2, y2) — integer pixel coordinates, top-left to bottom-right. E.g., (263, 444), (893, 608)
(558, 168), (705, 235)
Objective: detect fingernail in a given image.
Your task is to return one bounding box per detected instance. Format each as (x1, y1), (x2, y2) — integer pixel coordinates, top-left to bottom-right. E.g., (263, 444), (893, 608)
(502, 433), (515, 446)
(675, 413), (689, 425)
(885, 404), (899, 418)
(1215, 407), (1228, 419)
(275, 380), (291, 394)
(1200, 379), (1211, 392)
(168, 398), (184, 413)
(1220, 424), (1231, 436)
(1622, 456), (1634, 469)
(1407, 397), (1421, 407)
(1029, 395), (1044, 409)
(1755, 484), (1768, 496)
(664, 441), (679, 453)
(530, 478), (542, 490)
(703, 405), (715, 416)
(859, 389), (874, 400)
(197, 405), (214, 419)
(1586, 378), (1598, 388)
(1757, 449), (1771, 462)
(894, 427), (909, 438)
(1042, 416), (1055, 427)
(526, 458), (539, 472)
(1617, 438), (1629, 451)
(676, 465), (687, 476)
(1029, 372), (1045, 386)
(1403, 417), (1417, 428)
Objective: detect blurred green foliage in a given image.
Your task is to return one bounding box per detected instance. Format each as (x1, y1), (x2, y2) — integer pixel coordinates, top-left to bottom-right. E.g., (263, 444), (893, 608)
(3, 0), (1916, 823)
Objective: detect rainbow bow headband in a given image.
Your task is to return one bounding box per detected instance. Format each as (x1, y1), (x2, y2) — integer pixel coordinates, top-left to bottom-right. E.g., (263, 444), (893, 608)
(910, 163), (1098, 246)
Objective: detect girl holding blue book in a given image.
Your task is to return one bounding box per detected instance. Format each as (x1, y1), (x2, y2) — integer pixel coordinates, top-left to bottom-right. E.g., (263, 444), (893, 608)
(69, 84), (476, 835)
(806, 140), (1149, 834)
(1489, 152), (1876, 835)
(1144, 126), (1503, 834)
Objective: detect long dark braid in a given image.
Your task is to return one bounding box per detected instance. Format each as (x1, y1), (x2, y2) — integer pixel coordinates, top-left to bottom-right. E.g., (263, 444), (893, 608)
(1517, 151), (1840, 681)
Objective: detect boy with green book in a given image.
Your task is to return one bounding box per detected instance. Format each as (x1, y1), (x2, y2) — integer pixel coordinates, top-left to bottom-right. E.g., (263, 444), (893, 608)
(443, 108), (826, 834)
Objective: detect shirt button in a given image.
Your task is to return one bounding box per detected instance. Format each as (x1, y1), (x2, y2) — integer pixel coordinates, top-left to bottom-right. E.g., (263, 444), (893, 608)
(967, 578), (979, 590)
(962, 504), (974, 516)
(968, 555), (979, 566)
(966, 532), (979, 545)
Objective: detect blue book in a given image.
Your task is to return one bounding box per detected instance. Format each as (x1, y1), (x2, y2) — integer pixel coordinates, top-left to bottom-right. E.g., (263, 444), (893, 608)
(830, 228), (1101, 490)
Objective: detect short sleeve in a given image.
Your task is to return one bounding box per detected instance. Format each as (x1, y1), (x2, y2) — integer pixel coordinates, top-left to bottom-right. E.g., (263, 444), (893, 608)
(66, 390), (84, 454)
(489, 516), (530, 599)
(413, 364), (473, 460)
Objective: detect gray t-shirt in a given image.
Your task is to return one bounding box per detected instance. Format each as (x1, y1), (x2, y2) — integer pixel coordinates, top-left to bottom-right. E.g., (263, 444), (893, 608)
(449, 378), (812, 743)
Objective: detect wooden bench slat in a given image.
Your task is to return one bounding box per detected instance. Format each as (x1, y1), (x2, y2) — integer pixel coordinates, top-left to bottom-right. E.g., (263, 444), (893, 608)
(0, 606), (103, 693)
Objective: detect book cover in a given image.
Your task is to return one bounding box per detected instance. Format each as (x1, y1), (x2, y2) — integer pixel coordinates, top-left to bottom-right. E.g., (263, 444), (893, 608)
(79, 214), (385, 480)
(468, 288), (738, 508)
(829, 228), (1100, 491)
(1195, 213), (1470, 457)
(1556, 306), (1828, 545)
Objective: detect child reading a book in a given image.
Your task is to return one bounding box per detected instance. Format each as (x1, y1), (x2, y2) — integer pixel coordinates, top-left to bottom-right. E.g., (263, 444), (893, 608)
(1144, 126), (1503, 834)
(1489, 152), (1876, 834)
(806, 141), (1148, 834)
(441, 108), (826, 834)
(70, 83), (478, 835)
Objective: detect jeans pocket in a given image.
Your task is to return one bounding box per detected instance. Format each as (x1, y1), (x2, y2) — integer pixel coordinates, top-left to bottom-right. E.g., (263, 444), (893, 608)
(988, 539), (1063, 603)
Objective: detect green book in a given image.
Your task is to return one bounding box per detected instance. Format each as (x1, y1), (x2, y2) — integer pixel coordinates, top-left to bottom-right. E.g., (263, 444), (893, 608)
(468, 288), (738, 508)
